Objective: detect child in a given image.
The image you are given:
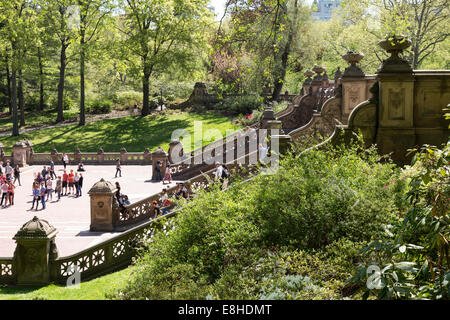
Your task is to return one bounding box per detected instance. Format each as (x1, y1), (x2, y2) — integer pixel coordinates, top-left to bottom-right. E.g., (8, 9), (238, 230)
(152, 200), (160, 218)
(163, 164), (172, 185)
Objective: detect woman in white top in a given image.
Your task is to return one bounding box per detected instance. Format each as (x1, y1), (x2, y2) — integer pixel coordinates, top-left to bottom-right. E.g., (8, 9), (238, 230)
(46, 177), (53, 201)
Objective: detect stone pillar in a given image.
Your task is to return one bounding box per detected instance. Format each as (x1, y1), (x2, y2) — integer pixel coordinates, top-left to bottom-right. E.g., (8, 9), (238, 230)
(120, 147), (127, 164)
(168, 139), (184, 164)
(311, 65), (325, 94)
(152, 147), (168, 181)
(302, 70), (314, 96)
(88, 179), (118, 232)
(376, 37), (415, 164)
(23, 139), (33, 164)
(13, 141), (28, 167)
(13, 216), (58, 285)
(341, 52), (367, 119)
(51, 148), (59, 163)
(260, 106), (276, 129)
(74, 147), (82, 164)
(97, 147), (104, 164)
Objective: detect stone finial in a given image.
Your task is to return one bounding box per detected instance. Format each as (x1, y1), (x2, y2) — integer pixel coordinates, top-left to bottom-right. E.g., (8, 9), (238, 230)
(97, 147), (104, 154)
(13, 141), (27, 148)
(75, 147), (81, 154)
(312, 65), (325, 83)
(152, 147), (167, 156)
(88, 178), (116, 195)
(14, 216), (57, 239)
(120, 147), (127, 153)
(51, 148), (58, 155)
(377, 36), (412, 73)
(144, 148), (150, 154)
(334, 67), (343, 79)
(342, 52), (365, 77)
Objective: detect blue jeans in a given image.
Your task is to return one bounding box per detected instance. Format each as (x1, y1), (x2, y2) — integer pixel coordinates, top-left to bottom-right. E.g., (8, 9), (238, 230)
(41, 196), (46, 209)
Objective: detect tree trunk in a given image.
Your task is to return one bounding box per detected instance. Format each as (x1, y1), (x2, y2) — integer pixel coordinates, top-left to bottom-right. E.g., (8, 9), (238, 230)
(57, 41), (67, 123)
(38, 47), (45, 111)
(11, 43), (19, 137)
(141, 59), (151, 116)
(5, 52), (12, 115)
(79, 19), (86, 126)
(18, 68), (25, 127)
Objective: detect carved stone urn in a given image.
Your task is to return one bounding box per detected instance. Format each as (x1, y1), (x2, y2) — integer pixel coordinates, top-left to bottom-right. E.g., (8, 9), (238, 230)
(312, 65), (325, 83)
(377, 36), (412, 73)
(342, 51), (365, 77)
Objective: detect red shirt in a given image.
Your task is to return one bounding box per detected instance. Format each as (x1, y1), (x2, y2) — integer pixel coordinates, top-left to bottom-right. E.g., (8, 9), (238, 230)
(68, 173), (75, 183)
(63, 173), (68, 181)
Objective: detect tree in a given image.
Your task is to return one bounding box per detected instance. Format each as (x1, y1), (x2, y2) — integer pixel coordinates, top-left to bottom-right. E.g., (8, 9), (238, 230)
(341, 0), (449, 69)
(120, 0), (212, 116)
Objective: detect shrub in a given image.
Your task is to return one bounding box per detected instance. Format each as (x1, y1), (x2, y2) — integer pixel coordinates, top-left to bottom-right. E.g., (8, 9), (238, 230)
(112, 91), (141, 110)
(212, 95), (263, 116)
(86, 99), (113, 114)
(112, 141), (405, 299)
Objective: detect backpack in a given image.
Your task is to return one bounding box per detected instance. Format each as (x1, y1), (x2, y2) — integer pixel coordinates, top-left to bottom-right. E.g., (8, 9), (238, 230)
(221, 165), (229, 179)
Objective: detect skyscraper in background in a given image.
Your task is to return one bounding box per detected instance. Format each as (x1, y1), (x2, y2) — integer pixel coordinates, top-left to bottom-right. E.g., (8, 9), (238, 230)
(311, 0), (340, 21)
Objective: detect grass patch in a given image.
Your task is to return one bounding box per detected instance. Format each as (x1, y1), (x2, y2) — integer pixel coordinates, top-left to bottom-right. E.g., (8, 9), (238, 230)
(0, 110), (241, 153)
(0, 267), (133, 300)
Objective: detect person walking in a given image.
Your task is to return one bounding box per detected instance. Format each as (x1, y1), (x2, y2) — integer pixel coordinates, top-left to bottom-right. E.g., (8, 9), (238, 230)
(49, 160), (57, 179)
(78, 173), (83, 197)
(55, 176), (62, 201)
(154, 160), (163, 181)
(115, 159), (122, 178)
(62, 153), (69, 169)
(13, 165), (21, 186)
(163, 163), (172, 185)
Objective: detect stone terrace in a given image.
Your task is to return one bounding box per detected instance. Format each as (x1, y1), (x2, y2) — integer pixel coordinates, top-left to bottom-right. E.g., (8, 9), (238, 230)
(0, 165), (179, 257)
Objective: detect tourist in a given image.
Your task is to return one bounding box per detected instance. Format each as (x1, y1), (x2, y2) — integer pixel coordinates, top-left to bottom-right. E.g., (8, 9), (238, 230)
(62, 170), (68, 195)
(74, 172), (80, 197)
(7, 181), (15, 205)
(40, 182), (46, 210)
(77, 162), (85, 172)
(68, 169), (75, 195)
(4, 161), (13, 179)
(152, 200), (160, 218)
(42, 166), (48, 179)
(115, 159), (122, 178)
(31, 182), (40, 210)
(78, 173), (84, 197)
(46, 176), (53, 201)
(175, 183), (189, 200)
(36, 172), (44, 185)
(115, 182), (121, 203)
(163, 163), (172, 184)
(1, 180), (8, 207)
(13, 165), (21, 186)
(55, 176), (62, 201)
(62, 153), (69, 169)
(159, 189), (170, 215)
(154, 160), (163, 181)
(49, 160), (56, 179)
(214, 162), (229, 189)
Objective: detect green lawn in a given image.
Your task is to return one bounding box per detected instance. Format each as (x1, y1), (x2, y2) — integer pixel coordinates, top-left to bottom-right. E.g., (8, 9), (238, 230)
(0, 109), (80, 132)
(0, 110), (241, 153)
(0, 267), (133, 300)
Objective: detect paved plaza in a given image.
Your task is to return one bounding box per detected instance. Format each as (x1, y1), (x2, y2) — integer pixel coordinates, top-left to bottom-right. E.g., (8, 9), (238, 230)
(0, 165), (180, 257)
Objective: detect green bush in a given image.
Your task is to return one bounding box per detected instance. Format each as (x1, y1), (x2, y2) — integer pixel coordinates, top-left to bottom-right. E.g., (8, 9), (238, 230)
(63, 96), (75, 110)
(111, 91), (141, 111)
(86, 99), (113, 114)
(112, 141), (406, 300)
(213, 95), (263, 116)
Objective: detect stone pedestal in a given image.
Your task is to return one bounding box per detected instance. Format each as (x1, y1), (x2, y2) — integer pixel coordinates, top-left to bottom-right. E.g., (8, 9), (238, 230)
(74, 148), (81, 164)
(51, 149), (59, 163)
(152, 147), (168, 181)
(144, 148), (151, 165)
(260, 106), (276, 129)
(13, 141), (28, 167)
(97, 147), (104, 163)
(120, 148), (127, 163)
(89, 179), (118, 232)
(13, 216), (58, 285)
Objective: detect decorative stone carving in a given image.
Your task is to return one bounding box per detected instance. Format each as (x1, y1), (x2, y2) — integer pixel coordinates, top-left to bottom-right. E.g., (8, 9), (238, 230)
(377, 36), (413, 73)
(13, 216), (58, 285)
(342, 52), (365, 77)
(89, 179), (118, 232)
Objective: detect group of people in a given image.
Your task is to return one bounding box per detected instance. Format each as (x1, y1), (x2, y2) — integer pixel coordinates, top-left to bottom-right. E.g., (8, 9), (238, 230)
(30, 160), (84, 211)
(0, 161), (21, 208)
